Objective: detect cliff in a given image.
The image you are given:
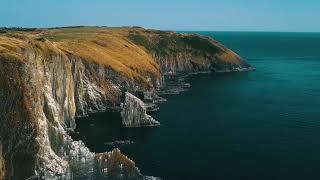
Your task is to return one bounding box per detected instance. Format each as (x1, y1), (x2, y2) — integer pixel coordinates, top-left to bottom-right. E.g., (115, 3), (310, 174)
(0, 26), (252, 179)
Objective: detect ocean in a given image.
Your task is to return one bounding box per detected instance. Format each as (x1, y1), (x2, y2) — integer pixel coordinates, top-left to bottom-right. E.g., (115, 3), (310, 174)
(75, 32), (320, 180)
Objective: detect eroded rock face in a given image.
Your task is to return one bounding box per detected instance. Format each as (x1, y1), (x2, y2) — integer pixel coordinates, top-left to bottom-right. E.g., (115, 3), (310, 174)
(121, 92), (160, 127)
(27, 52), (149, 179)
(0, 50), (149, 180)
(0, 59), (38, 180)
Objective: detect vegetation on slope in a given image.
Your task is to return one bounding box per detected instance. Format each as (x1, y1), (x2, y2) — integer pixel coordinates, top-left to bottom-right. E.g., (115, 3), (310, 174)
(0, 26), (248, 84)
(0, 27), (161, 85)
(127, 28), (245, 64)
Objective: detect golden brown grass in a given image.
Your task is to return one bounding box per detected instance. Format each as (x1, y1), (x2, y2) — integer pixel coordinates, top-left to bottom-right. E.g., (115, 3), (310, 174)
(218, 49), (243, 64)
(0, 27), (161, 82)
(0, 27), (245, 83)
(0, 36), (29, 61)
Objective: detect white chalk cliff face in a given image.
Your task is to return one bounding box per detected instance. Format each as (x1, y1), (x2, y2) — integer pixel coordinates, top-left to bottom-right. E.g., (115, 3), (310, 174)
(31, 51), (147, 179)
(121, 92), (160, 127)
(0, 50), (147, 179)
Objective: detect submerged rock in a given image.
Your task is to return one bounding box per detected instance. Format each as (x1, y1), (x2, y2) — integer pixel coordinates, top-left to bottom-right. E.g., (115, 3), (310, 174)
(121, 92), (160, 127)
(143, 176), (163, 180)
(144, 103), (160, 112)
(104, 140), (135, 148)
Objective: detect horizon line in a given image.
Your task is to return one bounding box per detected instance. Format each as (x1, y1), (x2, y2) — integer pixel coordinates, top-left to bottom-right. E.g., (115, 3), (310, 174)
(1, 25), (320, 33)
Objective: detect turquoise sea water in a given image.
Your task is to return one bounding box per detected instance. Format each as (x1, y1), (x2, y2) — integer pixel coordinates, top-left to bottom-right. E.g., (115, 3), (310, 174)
(75, 32), (320, 179)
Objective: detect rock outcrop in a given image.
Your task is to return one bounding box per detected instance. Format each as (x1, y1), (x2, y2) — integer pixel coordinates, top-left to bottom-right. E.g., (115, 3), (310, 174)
(0, 26), (253, 179)
(68, 142), (142, 179)
(121, 92), (160, 127)
(96, 148), (142, 179)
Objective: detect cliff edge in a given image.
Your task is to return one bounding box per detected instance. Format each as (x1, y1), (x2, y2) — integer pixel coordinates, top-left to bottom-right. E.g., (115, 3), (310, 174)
(0, 26), (252, 179)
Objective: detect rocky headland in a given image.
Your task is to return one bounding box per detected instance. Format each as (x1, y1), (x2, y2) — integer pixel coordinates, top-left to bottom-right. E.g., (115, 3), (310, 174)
(0, 26), (253, 180)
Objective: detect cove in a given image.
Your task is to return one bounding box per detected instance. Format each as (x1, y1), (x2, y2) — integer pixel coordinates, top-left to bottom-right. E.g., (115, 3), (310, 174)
(74, 32), (320, 180)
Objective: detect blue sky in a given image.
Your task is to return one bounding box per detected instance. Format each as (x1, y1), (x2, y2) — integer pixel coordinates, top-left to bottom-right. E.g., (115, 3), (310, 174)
(1, 0), (319, 32)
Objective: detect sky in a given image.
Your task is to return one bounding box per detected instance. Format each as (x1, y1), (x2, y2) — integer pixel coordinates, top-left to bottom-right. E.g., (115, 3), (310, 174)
(1, 0), (320, 32)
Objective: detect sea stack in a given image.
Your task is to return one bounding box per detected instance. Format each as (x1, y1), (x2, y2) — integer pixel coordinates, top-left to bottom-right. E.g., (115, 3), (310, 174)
(121, 92), (160, 127)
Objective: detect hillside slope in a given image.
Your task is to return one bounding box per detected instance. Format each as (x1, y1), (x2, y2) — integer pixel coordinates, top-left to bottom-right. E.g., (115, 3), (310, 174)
(0, 26), (252, 179)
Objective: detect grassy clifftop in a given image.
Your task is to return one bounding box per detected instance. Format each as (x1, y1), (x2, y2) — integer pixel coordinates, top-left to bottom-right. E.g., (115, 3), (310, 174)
(128, 29), (242, 64)
(0, 27), (161, 82)
(0, 27), (249, 81)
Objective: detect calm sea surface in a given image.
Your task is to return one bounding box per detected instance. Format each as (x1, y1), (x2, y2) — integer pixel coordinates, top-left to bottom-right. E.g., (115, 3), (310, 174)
(75, 32), (320, 180)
